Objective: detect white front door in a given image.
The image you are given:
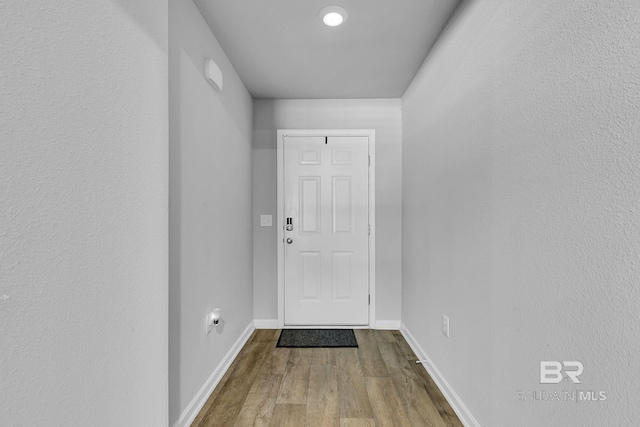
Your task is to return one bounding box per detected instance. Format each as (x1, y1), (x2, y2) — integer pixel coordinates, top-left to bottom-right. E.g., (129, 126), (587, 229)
(283, 135), (370, 325)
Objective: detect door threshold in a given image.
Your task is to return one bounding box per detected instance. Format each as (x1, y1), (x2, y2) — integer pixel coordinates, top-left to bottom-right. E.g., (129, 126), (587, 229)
(282, 325), (370, 329)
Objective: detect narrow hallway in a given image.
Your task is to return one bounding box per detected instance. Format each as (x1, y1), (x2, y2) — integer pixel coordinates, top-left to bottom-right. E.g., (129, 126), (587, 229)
(193, 329), (463, 427)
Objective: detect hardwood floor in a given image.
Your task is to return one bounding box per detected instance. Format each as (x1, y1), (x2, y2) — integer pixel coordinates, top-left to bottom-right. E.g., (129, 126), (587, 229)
(192, 329), (464, 427)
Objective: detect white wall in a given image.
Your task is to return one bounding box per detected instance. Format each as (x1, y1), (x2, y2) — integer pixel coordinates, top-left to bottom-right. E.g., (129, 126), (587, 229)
(0, 1), (168, 425)
(402, 0), (640, 426)
(169, 0), (254, 424)
(252, 99), (402, 325)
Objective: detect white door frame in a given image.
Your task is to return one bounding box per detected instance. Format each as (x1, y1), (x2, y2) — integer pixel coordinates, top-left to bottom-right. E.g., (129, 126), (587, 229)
(277, 129), (376, 328)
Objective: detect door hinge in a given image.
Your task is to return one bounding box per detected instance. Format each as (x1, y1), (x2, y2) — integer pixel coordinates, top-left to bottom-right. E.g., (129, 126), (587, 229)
(368, 295), (371, 305)
(368, 225), (371, 235)
(368, 155), (371, 166)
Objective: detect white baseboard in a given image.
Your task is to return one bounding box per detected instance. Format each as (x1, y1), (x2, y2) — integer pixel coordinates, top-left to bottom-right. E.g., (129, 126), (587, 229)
(400, 323), (481, 427)
(373, 320), (401, 330)
(254, 319), (278, 329)
(172, 321), (255, 427)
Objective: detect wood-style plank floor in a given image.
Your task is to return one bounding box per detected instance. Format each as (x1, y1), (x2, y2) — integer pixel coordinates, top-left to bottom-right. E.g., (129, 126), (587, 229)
(192, 329), (464, 427)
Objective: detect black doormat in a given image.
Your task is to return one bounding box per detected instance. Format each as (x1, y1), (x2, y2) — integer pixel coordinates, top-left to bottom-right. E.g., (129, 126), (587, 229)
(276, 329), (358, 348)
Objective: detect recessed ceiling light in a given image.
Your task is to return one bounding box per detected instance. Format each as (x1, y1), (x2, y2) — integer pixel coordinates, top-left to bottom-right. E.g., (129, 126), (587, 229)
(320, 6), (348, 27)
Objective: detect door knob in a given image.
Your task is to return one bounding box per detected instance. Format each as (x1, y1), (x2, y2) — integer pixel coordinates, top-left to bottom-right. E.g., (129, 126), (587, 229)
(286, 238), (293, 244)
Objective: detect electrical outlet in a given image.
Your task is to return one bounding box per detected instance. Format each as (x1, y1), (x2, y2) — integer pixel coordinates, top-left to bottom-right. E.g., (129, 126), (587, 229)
(205, 308), (221, 335)
(442, 315), (450, 338)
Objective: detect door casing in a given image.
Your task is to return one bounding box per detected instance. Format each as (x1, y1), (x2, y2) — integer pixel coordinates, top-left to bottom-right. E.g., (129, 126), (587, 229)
(276, 129), (376, 328)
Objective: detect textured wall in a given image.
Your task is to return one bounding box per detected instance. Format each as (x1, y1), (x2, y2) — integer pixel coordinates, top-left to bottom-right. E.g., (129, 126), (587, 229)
(0, 1), (168, 425)
(252, 99), (403, 324)
(402, 0), (640, 425)
(169, 0), (254, 424)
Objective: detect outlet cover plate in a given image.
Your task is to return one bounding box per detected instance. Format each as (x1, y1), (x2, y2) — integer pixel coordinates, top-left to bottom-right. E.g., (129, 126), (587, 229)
(206, 312), (215, 335)
(442, 315), (450, 338)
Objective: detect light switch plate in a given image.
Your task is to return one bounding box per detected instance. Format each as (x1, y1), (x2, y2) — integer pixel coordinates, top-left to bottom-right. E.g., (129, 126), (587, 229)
(260, 215), (272, 227)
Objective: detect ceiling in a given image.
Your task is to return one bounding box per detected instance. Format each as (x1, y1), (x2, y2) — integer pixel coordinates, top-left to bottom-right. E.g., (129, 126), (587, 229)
(193, 0), (461, 99)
